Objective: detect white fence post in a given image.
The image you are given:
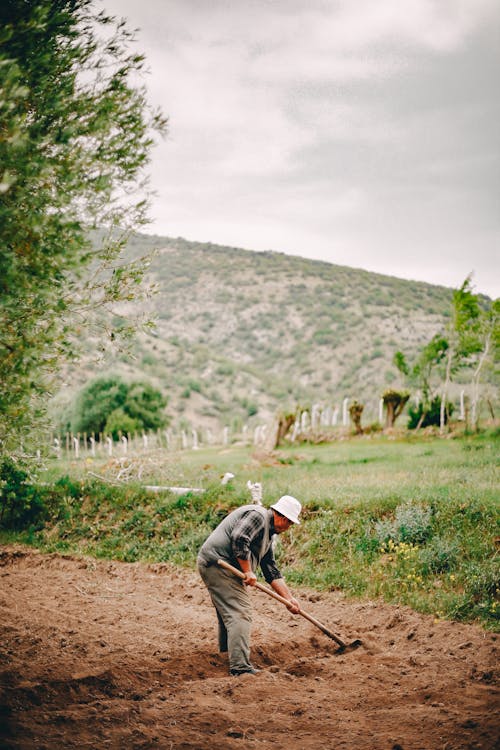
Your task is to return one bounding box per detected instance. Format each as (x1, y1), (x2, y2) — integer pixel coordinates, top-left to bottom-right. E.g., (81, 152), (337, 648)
(342, 397), (349, 426)
(459, 389), (465, 421)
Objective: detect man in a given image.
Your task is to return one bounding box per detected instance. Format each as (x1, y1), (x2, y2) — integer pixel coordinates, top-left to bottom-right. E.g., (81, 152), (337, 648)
(197, 495), (302, 676)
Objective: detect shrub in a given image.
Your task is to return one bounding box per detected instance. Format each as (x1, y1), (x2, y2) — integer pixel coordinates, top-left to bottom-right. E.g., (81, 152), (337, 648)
(418, 536), (460, 574)
(123, 382), (169, 429)
(216, 363), (235, 376)
(0, 458), (69, 530)
(104, 408), (142, 440)
(382, 389), (410, 428)
(408, 397), (454, 429)
(375, 501), (433, 545)
(0, 458), (40, 529)
(463, 559), (500, 601)
(71, 376), (128, 434)
(313, 329), (336, 345)
(185, 379), (202, 394)
(69, 376), (168, 436)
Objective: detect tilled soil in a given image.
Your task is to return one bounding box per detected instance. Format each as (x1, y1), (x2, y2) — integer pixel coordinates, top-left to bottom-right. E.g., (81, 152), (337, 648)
(0, 546), (498, 750)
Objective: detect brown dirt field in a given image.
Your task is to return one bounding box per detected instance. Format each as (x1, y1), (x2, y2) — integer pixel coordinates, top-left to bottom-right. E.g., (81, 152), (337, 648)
(0, 546), (498, 750)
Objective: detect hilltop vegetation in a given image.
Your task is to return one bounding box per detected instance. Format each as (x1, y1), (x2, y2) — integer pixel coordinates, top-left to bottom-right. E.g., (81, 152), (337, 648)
(53, 232), (477, 434)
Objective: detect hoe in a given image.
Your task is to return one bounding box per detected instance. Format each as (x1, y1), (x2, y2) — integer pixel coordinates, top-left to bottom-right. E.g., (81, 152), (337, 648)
(218, 559), (362, 654)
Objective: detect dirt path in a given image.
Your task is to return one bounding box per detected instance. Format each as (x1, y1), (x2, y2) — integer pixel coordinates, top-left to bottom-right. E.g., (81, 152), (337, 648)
(0, 546), (498, 750)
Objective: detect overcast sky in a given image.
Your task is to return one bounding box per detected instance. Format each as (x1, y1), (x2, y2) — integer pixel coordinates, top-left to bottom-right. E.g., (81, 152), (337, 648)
(102, 0), (499, 298)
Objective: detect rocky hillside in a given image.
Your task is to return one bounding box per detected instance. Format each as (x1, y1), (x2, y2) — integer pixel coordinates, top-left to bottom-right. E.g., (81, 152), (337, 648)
(54, 232), (457, 434)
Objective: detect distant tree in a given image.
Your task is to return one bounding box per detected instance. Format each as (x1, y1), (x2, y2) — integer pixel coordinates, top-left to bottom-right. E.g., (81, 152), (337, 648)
(122, 382), (168, 432)
(393, 351), (409, 378)
(265, 411), (297, 450)
(104, 408), (141, 441)
(413, 336), (449, 406)
(396, 279), (497, 432)
(349, 400), (364, 435)
(382, 389), (410, 429)
(469, 298), (499, 429)
(0, 0), (167, 449)
(70, 377), (128, 435)
(408, 396), (454, 430)
(394, 334), (448, 394)
(246, 403), (258, 418)
(69, 376), (167, 437)
(439, 276), (481, 432)
(394, 336), (449, 429)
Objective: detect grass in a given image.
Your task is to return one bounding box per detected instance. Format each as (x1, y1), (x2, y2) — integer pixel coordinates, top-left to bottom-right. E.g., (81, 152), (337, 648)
(1, 430), (499, 630)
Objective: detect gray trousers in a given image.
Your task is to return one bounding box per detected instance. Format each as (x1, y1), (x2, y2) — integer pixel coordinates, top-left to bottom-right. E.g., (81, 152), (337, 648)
(197, 560), (253, 673)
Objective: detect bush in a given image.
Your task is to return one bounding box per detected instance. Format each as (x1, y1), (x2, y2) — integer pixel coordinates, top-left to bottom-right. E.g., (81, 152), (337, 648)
(0, 458), (40, 529)
(408, 397), (454, 429)
(418, 536), (460, 574)
(68, 376), (168, 436)
(463, 559), (500, 601)
(375, 501), (433, 545)
(70, 376), (128, 434)
(105, 408), (142, 440)
(123, 382), (169, 429)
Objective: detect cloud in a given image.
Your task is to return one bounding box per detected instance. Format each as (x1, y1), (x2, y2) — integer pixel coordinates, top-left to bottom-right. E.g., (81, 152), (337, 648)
(101, 0), (500, 298)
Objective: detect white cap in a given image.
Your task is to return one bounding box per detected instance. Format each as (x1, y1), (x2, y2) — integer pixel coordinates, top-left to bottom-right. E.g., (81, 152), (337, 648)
(270, 495), (302, 524)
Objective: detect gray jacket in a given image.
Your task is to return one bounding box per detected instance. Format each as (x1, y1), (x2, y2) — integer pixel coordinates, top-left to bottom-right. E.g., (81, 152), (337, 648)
(197, 504), (277, 579)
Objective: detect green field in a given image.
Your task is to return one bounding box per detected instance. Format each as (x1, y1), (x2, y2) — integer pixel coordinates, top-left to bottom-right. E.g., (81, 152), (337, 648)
(1, 431), (499, 630)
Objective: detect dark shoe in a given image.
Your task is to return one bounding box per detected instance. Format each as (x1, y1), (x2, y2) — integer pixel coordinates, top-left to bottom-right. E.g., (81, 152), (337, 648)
(230, 666), (260, 676)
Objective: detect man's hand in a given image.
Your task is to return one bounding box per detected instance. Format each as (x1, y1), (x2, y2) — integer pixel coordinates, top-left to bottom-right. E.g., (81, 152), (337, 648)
(243, 570), (257, 586)
(285, 596), (301, 614)
(271, 578), (301, 614)
(236, 558), (256, 586)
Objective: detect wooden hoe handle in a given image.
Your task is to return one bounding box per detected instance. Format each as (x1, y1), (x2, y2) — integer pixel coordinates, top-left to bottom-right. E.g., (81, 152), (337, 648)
(217, 558), (347, 648)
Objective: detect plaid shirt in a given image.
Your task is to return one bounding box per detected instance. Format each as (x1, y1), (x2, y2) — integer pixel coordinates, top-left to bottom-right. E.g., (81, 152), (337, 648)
(231, 508), (282, 583)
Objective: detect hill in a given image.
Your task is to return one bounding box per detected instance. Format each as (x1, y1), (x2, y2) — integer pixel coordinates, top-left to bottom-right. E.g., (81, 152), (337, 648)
(54, 232), (458, 435)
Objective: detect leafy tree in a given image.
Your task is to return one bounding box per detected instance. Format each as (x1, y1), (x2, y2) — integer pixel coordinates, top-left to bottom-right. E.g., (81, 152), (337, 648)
(413, 336), (449, 406)
(348, 400), (364, 435)
(273, 411), (297, 447)
(68, 376), (168, 437)
(70, 376), (128, 435)
(104, 408), (142, 441)
(395, 279), (497, 431)
(469, 298), (499, 428)
(439, 277), (481, 432)
(393, 351), (409, 378)
(394, 336), (448, 429)
(123, 382), (168, 431)
(408, 396), (454, 430)
(394, 336), (449, 399)
(0, 0), (167, 449)
(0, 457), (39, 528)
(382, 389), (410, 429)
